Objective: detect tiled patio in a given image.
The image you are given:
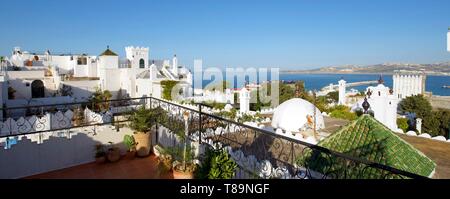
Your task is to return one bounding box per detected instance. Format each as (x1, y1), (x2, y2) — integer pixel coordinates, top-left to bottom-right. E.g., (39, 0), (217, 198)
(25, 154), (173, 179)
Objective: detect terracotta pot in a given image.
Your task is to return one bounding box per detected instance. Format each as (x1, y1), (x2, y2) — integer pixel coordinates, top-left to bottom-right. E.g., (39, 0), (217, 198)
(173, 169), (194, 179)
(172, 163), (195, 179)
(133, 132), (152, 157)
(107, 148), (121, 162)
(95, 156), (106, 164)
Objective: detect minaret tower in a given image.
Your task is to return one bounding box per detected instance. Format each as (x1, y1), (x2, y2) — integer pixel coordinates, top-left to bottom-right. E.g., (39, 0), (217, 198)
(447, 27), (450, 52)
(338, 78), (346, 105)
(239, 86), (250, 113)
(172, 54), (178, 77)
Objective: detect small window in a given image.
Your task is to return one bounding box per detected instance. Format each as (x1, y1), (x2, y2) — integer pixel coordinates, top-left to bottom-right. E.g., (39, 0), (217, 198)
(77, 57), (87, 65)
(26, 83), (30, 87)
(139, 59), (145, 68)
(136, 85), (138, 93)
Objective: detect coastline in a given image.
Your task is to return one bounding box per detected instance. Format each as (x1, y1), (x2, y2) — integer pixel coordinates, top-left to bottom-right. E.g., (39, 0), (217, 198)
(280, 71), (450, 76)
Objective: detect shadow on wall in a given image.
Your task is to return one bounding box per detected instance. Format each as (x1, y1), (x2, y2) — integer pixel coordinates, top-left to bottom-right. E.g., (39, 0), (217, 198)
(0, 128), (133, 179)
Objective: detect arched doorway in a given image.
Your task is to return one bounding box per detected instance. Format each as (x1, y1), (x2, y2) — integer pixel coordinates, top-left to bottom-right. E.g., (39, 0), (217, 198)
(139, 59), (145, 68)
(31, 80), (45, 98)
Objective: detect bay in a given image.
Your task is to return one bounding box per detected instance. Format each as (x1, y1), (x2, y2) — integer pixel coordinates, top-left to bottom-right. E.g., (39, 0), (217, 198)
(279, 74), (450, 96)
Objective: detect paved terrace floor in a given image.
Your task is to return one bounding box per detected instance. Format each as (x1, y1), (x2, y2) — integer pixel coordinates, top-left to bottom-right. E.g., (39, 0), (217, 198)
(25, 154), (173, 179)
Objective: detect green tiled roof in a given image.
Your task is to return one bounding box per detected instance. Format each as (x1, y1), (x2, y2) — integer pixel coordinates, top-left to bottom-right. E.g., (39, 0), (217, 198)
(301, 115), (436, 178)
(100, 48), (118, 56)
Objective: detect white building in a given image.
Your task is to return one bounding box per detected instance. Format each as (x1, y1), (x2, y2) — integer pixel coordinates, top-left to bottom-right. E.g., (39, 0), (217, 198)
(393, 71), (426, 99)
(338, 79), (346, 105)
(447, 27), (450, 52)
(0, 46), (193, 107)
(239, 86), (250, 113)
(352, 78), (400, 132)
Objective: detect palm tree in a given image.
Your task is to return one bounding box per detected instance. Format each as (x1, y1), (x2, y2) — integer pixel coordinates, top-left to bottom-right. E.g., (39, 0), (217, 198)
(89, 88), (113, 112)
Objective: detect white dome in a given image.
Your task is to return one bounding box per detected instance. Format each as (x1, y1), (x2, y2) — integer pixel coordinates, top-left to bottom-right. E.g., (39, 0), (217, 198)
(271, 98), (325, 133)
(418, 133), (432, 139)
(351, 99), (364, 112)
(406, 131), (417, 136)
(432, 136), (447, 141)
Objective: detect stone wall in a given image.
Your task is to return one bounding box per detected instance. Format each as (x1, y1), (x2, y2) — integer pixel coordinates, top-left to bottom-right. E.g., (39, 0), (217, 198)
(427, 95), (450, 110)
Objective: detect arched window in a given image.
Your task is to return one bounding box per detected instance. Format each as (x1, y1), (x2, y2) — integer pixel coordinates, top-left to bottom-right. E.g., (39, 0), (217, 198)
(139, 59), (145, 68)
(31, 80), (45, 98)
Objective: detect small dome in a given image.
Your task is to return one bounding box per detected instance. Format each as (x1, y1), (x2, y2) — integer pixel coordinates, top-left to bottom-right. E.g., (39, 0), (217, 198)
(100, 46), (118, 56)
(406, 131), (417, 136)
(271, 98), (325, 133)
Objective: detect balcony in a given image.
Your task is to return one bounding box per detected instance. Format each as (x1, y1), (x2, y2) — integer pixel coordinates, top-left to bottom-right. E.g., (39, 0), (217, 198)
(0, 97), (427, 179)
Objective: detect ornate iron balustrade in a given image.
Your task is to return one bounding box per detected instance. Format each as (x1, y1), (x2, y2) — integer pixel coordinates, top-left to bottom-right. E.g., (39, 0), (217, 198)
(0, 96), (429, 179)
(146, 97), (429, 179)
(0, 97), (152, 138)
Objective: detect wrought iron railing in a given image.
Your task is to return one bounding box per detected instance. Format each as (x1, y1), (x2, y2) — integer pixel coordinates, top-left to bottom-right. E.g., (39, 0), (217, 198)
(0, 96), (429, 179)
(145, 97), (429, 179)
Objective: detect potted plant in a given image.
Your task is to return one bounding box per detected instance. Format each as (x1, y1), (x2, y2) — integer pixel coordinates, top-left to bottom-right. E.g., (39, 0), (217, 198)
(154, 145), (174, 177)
(106, 142), (121, 162)
(94, 144), (106, 164)
(166, 145), (198, 179)
(72, 106), (84, 126)
(123, 134), (137, 159)
(128, 106), (159, 157)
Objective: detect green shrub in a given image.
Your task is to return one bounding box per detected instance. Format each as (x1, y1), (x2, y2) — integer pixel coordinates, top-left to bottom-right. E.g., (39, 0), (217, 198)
(397, 118), (409, 133)
(328, 105), (357, 121)
(196, 148), (237, 179)
(128, 106), (158, 133)
(88, 88), (112, 112)
(217, 109), (237, 120)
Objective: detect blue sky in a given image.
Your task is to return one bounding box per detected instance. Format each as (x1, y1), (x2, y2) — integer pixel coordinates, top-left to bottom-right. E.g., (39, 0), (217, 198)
(0, 0), (449, 69)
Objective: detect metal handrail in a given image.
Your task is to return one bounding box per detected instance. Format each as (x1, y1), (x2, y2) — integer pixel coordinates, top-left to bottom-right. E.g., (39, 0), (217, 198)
(0, 96), (429, 179)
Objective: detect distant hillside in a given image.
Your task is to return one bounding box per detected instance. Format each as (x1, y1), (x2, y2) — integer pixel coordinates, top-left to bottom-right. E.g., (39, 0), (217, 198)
(283, 62), (450, 76)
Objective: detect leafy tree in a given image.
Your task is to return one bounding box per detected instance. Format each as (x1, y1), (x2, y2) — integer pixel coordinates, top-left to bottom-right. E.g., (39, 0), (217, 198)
(326, 91), (339, 103)
(399, 95), (449, 137)
(328, 105), (357, 121)
(279, 82), (295, 104)
(399, 95), (432, 118)
(397, 118), (409, 132)
(436, 110), (450, 138)
(89, 88), (112, 112)
(423, 114), (441, 137)
(294, 81), (309, 99)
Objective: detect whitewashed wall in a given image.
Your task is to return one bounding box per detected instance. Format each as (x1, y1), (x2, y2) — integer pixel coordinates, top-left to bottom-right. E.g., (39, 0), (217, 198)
(0, 126), (133, 179)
